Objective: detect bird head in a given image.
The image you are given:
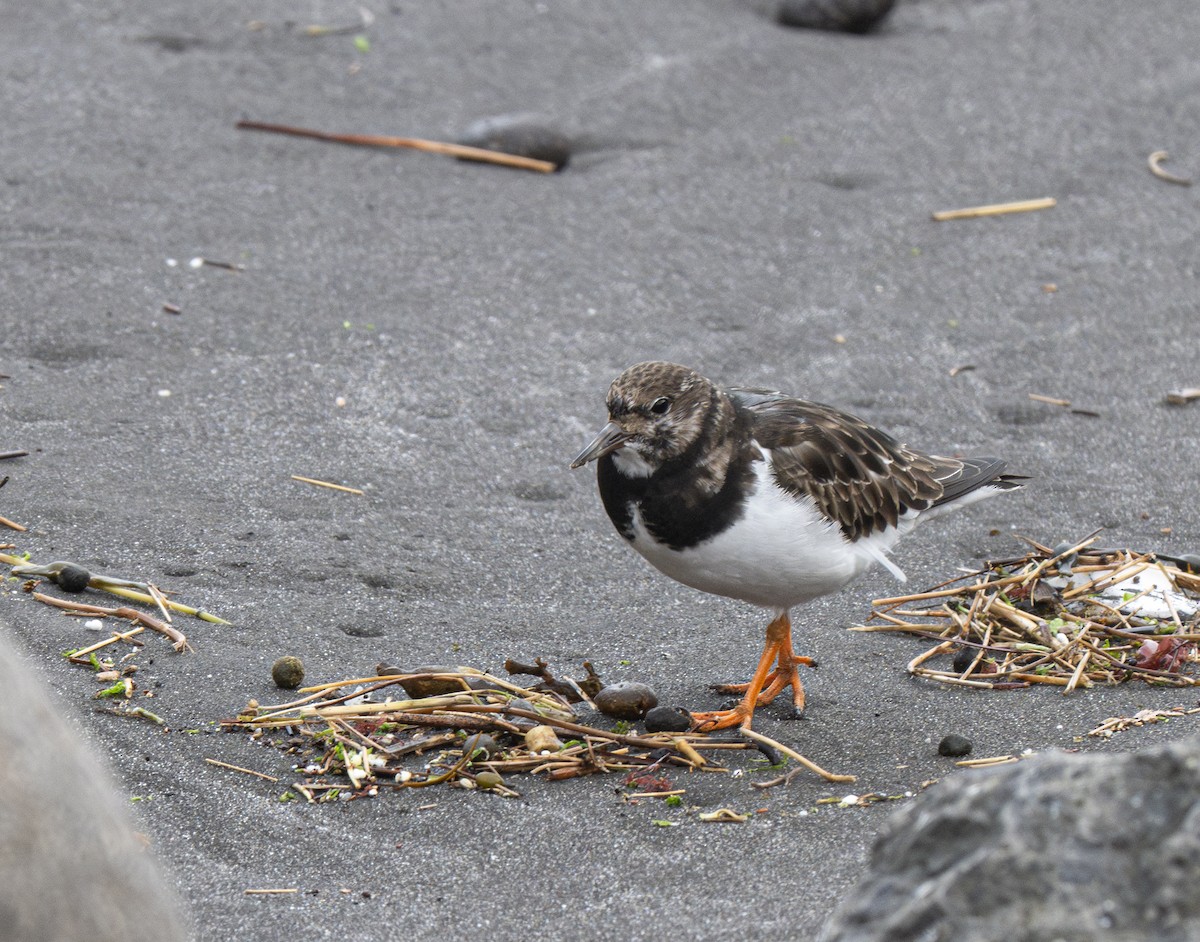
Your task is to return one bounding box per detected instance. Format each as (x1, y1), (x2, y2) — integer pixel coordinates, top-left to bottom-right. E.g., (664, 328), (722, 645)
(570, 362), (715, 473)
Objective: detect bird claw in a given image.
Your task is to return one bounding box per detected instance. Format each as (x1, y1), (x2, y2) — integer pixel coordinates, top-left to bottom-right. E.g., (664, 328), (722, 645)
(689, 706), (752, 732)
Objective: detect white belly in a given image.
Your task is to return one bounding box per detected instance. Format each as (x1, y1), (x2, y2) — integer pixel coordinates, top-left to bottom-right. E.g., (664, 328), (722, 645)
(628, 460), (908, 610)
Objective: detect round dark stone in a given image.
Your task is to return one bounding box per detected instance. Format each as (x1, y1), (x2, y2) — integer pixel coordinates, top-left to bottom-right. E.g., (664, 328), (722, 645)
(643, 705), (693, 733)
(938, 734), (973, 757)
(951, 647), (976, 674)
(776, 0), (896, 33)
(55, 564), (92, 593)
(593, 681), (658, 720)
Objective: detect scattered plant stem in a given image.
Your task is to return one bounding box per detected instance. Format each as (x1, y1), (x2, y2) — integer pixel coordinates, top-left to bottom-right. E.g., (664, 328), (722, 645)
(931, 196), (1056, 221)
(1148, 150), (1192, 186)
(236, 120), (557, 174)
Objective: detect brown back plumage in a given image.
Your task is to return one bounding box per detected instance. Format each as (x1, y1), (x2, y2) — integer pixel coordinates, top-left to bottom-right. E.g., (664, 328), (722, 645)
(732, 388), (1002, 540)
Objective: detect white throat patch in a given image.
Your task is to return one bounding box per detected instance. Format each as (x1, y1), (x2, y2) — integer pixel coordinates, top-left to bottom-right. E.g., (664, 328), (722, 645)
(612, 447), (656, 478)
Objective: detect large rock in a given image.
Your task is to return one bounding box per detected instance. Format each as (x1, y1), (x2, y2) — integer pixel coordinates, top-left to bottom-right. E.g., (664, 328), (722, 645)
(822, 739), (1200, 942)
(0, 629), (188, 942)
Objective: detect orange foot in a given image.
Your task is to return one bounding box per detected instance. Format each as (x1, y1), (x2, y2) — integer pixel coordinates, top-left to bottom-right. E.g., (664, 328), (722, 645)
(690, 611), (811, 731)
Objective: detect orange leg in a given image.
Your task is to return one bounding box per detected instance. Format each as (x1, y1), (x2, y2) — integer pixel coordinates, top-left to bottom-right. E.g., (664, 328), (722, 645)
(713, 628), (815, 708)
(690, 611), (811, 731)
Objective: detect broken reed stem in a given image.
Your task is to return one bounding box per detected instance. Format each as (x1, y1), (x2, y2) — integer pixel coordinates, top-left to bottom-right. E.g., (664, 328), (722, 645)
(67, 627), (147, 661)
(235, 120), (558, 173)
(256, 677), (411, 715)
(873, 574), (1025, 607)
(1062, 558), (1154, 600)
(1006, 672), (1071, 686)
(852, 622), (932, 633)
(298, 674), (423, 694)
(290, 474), (365, 495)
(0, 515), (27, 532)
(957, 755), (1021, 768)
(0, 553), (225, 623)
(909, 670), (998, 689)
(299, 694), (478, 718)
(1064, 650), (1091, 694)
(673, 737), (708, 768)
(907, 639), (955, 674)
(204, 758), (280, 782)
(294, 668), (574, 715)
(94, 582), (229, 624)
(297, 669), (569, 709)
(931, 196), (1056, 221)
(1154, 561), (1186, 629)
(739, 727), (856, 784)
(1015, 531), (1103, 586)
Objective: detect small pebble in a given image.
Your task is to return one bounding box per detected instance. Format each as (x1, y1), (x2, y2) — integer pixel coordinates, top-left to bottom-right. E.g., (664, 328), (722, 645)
(462, 733), (500, 761)
(594, 681), (658, 721)
(271, 656), (305, 690)
(474, 770), (504, 790)
(776, 0), (895, 33)
(524, 725), (562, 753)
(457, 114), (572, 170)
(938, 734), (973, 758)
(643, 705), (693, 733)
(387, 665), (481, 698)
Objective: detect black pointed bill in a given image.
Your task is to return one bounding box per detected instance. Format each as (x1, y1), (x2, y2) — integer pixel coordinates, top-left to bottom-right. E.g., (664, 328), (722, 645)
(570, 421), (631, 469)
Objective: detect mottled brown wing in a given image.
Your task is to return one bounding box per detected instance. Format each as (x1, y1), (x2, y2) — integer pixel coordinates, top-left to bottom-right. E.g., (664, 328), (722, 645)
(731, 388), (959, 539)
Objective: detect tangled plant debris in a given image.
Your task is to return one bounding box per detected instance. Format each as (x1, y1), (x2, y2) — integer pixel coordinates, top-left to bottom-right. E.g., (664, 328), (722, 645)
(221, 664), (855, 802)
(855, 535), (1200, 692)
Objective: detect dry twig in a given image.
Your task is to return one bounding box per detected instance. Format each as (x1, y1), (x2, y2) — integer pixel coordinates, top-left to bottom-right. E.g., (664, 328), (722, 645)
(931, 197), (1056, 221)
(236, 120), (558, 173)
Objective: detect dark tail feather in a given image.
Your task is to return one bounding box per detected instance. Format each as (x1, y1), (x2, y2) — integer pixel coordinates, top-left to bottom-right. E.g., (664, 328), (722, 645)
(934, 457), (1027, 507)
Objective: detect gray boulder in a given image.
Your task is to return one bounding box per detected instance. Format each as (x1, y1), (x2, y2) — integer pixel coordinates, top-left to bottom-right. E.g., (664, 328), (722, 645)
(822, 739), (1200, 942)
(0, 629), (188, 942)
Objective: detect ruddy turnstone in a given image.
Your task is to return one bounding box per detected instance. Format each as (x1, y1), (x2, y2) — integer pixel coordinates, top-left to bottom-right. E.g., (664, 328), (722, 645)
(571, 361), (1024, 731)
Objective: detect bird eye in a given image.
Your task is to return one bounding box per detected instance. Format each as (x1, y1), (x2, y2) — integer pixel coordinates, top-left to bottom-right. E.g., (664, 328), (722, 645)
(649, 397), (671, 415)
